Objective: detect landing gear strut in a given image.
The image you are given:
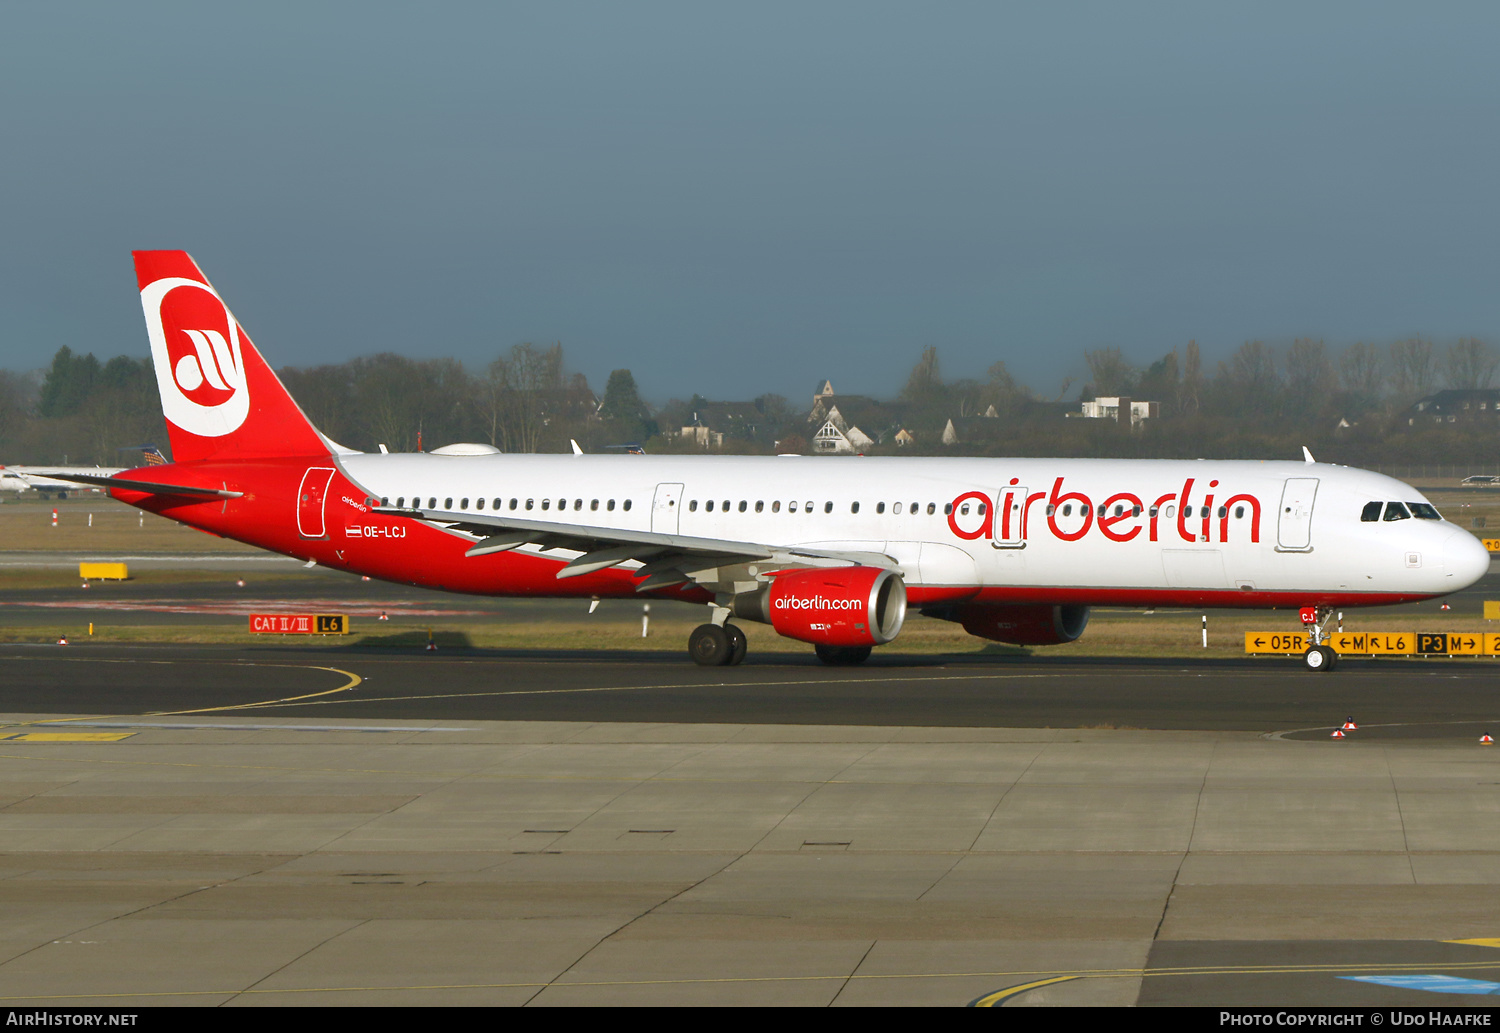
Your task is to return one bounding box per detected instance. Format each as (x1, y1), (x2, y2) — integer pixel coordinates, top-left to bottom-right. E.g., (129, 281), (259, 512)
(1300, 605), (1339, 672)
(689, 623), (747, 666)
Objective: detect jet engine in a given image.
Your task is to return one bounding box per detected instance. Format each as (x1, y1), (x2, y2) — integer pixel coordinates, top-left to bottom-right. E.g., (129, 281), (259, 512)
(731, 567), (907, 647)
(934, 603), (1090, 646)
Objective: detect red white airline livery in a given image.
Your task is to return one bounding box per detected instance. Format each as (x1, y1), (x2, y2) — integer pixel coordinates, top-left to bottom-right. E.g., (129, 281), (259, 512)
(51, 252), (1493, 671)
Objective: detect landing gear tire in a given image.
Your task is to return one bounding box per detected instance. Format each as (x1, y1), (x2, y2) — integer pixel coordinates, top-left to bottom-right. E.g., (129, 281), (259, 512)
(815, 644), (872, 666)
(689, 623), (732, 666)
(1302, 645), (1338, 672)
(725, 624), (748, 666)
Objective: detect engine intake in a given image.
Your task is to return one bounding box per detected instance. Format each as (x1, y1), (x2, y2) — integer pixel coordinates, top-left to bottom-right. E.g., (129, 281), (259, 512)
(732, 567), (907, 647)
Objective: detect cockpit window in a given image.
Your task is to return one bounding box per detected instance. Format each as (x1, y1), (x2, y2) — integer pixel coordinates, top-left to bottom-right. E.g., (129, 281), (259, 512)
(1383, 502), (1411, 521)
(1360, 502), (1382, 522)
(1408, 502), (1441, 520)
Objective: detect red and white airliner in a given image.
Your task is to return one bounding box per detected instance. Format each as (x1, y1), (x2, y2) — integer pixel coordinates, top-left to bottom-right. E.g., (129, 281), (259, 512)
(50, 252), (1492, 671)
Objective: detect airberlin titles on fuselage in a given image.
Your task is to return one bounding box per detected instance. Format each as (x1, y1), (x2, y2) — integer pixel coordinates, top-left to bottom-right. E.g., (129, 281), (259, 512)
(947, 476), (1260, 545)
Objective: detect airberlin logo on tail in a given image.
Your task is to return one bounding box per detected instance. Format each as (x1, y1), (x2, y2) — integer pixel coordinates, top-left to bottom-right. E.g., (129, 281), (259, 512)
(140, 276), (249, 438)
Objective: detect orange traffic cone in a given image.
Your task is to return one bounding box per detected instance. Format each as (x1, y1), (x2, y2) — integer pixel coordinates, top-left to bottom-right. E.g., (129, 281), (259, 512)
(1342, 718), (1358, 730)
(1331, 729), (1345, 739)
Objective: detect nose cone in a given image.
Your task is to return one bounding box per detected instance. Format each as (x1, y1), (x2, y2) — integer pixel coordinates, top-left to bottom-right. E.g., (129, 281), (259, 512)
(1443, 531), (1491, 590)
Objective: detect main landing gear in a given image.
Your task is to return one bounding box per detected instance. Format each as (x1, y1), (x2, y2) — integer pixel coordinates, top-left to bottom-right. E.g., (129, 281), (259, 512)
(689, 623), (747, 666)
(1300, 605), (1339, 673)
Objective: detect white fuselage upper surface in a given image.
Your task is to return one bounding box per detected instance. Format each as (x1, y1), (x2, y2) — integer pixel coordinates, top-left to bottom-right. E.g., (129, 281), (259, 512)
(338, 453), (1491, 603)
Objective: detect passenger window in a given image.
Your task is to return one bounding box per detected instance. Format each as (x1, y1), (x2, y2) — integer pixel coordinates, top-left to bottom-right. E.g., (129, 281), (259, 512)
(1217, 506), (1226, 518)
(541, 499), (550, 510)
(558, 498), (566, 510)
(396, 497), (405, 508)
(706, 500), (715, 512)
(591, 499), (599, 511)
(1097, 504), (1106, 517)
(689, 500), (698, 512)
(893, 502), (903, 515)
(509, 498), (518, 510)
(1046, 505), (1056, 516)
(755, 501), (763, 512)
(574, 499), (583, 510)
(1132, 506), (1141, 517)
(1183, 505), (1193, 518)
(475, 498), (484, 510)
(1235, 506), (1245, 518)
(623, 499), (632, 511)
(961, 503), (971, 516)
(607, 499), (615, 511)
(444, 497), (453, 509)
(805, 500), (813, 512)
(943, 503), (953, 515)
(772, 501), (781, 513)
(739, 501), (747, 512)
(494, 498), (501, 510)
(978, 503), (987, 515)
(1361, 502), (1382, 522)
(428, 497), (437, 509)
(788, 501), (798, 513)
(460, 498), (469, 510)
(1165, 505), (1175, 519)
(824, 501), (833, 514)
(874, 502), (883, 514)
(1148, 506), (1158, 518)
(1384, 502), (1411, 521)
(1061, 504), (1070, 516)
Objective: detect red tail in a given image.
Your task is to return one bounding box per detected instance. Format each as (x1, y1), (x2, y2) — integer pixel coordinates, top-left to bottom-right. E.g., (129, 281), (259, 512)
(133, 251), (332, 463)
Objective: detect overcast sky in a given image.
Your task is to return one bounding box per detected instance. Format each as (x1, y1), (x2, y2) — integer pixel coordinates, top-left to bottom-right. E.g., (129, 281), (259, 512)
(1, 2), (1496, 402)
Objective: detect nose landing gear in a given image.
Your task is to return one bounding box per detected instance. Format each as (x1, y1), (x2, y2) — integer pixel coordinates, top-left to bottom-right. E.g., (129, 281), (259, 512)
(1300, 605), (1340, 672)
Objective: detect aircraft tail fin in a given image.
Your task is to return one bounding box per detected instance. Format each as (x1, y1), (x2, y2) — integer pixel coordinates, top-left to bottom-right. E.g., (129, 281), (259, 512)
(132, 251), (334, 464)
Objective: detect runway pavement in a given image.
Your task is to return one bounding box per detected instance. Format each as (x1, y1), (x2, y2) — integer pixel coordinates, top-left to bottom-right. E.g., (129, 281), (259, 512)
(2, 562), (1499, 1006)
(1, 644), (1497, 740)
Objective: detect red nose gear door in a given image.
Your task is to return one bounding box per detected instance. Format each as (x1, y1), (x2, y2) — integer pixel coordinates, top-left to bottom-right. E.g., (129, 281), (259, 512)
(297, 467), (336, 539)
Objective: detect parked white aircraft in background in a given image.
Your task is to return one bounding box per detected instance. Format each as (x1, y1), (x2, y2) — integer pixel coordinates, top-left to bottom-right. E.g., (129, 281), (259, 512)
(0, 465), (124, 497)
(44, 252), (1495, 672)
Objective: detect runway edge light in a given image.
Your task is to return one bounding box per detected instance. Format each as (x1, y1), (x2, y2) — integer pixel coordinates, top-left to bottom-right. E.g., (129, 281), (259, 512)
(1482, 735), (1494, 745)
(1331, 729), (1345, 739)
(1343, 718), (1358, 730)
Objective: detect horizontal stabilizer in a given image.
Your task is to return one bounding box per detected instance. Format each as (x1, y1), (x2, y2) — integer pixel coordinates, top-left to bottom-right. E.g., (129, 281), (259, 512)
(38, 472), (241, 499)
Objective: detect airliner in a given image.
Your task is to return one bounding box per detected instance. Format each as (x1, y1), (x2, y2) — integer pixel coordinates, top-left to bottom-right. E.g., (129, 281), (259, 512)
(46, 252), (1492, 671)
(1, 465), (124, 497)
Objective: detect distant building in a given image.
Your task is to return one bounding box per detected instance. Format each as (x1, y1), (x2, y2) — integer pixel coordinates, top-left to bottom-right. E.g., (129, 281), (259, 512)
(1407, 389), (1500, 426)
(1074, 396), (1159, 427)
(807, 380), (912, 453)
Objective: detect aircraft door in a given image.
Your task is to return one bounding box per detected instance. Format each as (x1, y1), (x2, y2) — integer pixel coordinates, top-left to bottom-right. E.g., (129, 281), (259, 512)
(993, 485), (1027, 547)
(651, 482), (683, 535)
(1276, 477), (1319, 551)
(297, 467), (336, 539)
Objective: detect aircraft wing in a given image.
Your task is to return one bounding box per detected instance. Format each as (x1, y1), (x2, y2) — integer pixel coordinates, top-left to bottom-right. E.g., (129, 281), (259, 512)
(35, 472), (242, 499)
(374, 504), (897, 591)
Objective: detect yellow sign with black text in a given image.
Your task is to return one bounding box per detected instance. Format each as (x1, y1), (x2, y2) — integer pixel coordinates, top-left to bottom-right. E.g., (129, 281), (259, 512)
(1244, 632), (1309, 654)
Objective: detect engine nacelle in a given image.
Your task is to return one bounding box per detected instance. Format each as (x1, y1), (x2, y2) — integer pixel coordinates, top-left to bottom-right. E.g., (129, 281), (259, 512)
(733, 567), (907, 647)
(948, 603), (1090, 646)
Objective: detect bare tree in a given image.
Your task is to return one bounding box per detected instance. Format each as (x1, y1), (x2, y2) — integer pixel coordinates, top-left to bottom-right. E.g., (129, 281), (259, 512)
(1338, 342), (1386, 403)
(1443, 337), (1498, 390)
(1283, 338), (1336, 417)
(1083, 346), (1137, 397)
(1390, 337), (1436, 402)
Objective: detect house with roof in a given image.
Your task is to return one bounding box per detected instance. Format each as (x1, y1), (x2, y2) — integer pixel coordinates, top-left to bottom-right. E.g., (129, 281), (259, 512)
(1406, 389), (1500, 426)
